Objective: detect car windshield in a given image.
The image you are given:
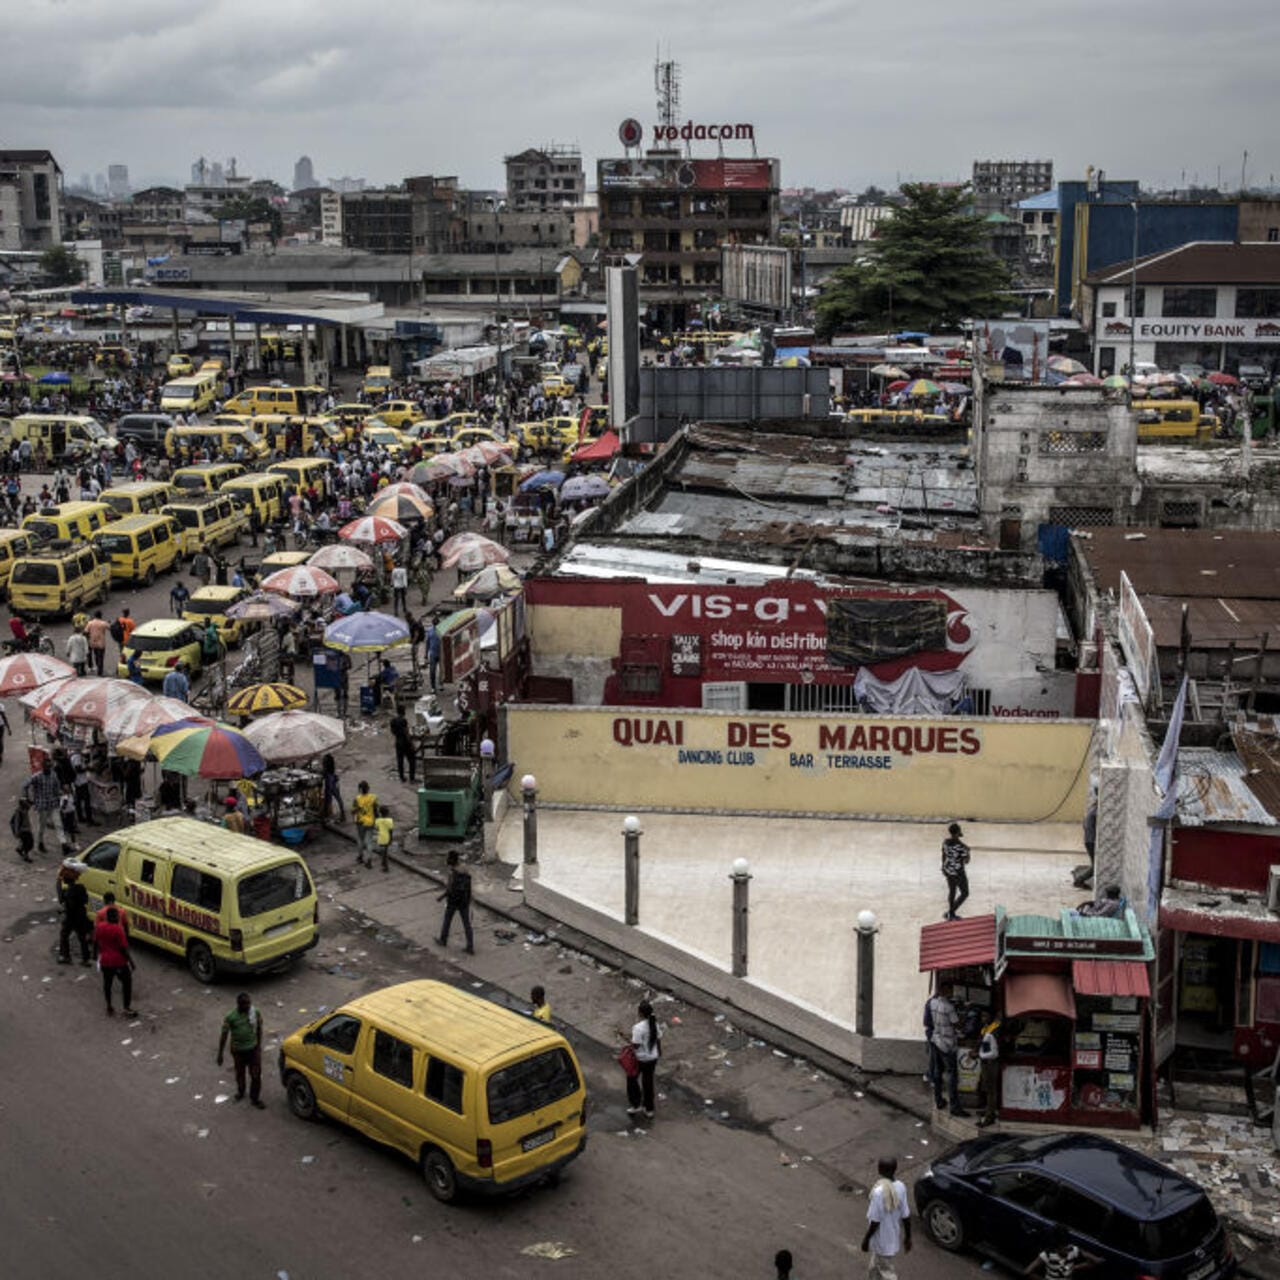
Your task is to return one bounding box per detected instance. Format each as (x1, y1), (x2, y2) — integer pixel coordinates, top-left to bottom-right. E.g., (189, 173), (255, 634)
(184, 597), (232, 615)
(237, 861), (311, 918)
(238, 428), (260, 445)
(93, 533), (134, 554)
(163, 384), (197, 401)
(129, 632), (190, 653)
(11, 561), (59, 584)
(486, 1047), (580, 1126)
(173, 476), (207, 491)
(969, 1134), (1068, 1169)
(83, 420), (107, 440)
(165, 507), (198, 528)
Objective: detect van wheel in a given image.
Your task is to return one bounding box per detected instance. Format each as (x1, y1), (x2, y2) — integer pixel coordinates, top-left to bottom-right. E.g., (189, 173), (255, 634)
(144, 566), (156, 587)
(421, 1147), (458, 1203)
(187, 940), (216, 984)
(285, 1072), (318, 1121)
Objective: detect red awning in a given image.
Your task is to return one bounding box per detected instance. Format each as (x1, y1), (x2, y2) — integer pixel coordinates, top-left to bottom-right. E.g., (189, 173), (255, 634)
(1072, 959), (1151, 998)
(571, 430), (620, 462)
(1004, 972), (1076, 1020)
(918, 914), (997, 972)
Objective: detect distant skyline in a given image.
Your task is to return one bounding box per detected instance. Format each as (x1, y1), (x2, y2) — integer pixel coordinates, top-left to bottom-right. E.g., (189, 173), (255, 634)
(5, 0), (1280, 197)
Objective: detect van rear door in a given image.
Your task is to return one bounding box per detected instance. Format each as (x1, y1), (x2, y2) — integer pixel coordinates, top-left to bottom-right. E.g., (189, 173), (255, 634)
(483, 1045), (585, 1184)
(233, 858), (317, 967)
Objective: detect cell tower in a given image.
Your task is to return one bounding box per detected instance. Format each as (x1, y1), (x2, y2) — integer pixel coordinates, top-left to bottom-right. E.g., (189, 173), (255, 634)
(655, 51), (681, 132)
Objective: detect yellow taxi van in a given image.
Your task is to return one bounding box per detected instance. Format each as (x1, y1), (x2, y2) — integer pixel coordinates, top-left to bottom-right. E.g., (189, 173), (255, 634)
(160, 373), (218, 415)
(267, 457), (336, 501)
(220, 473), (287, 526)
(161, 492), (246, 556)
(368, 399), (424, 430)
(117, 618), (204, 681)
(22, 500), (117, 545)
(166, 423), (268, 462)
(222, 384), (324, 418)
(404, 411), (480, 441)
(182, 584), (257, 647)
(279, 980), (587, 1203)
(0, 528), (35, 599)
(245, 414), (343, 454)
(100, 480), (172, 518)
(8, 413), (118, 464)
(1133, 399), (1218, 443)
(171, 462), (248, 495)
(166, 353), (195, 377)
(362, 365), (394, 398)
(9, 543), (111, 617)
(69, 817), (320, 984)
(90, 514), (181, 585)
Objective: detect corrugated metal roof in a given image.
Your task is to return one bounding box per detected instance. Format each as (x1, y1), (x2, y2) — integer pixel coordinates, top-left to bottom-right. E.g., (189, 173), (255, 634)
(1072, 959), (1151, 998)
(1230, 726), (1280, 819)
(1005, 972), (1077, 1019)
(1003, 909), (1155, 960)
(1088, 241), (1280, 287)
(1175, 747), (1278, 827)
(918, 914), (998, 971)
(1080, 528), (1280, 599)
(1142, 595), (1280, 649)
(678, 454), (849, 500)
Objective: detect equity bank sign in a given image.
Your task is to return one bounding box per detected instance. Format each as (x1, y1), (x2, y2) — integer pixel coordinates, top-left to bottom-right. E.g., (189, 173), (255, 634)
(506, 707), (1092, 821)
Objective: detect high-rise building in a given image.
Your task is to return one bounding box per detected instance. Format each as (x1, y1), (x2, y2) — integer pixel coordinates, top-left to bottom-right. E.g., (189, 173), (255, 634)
(971, 159), (1054, 214)
(107, 164), (130, 199)
(505, 145), (585, 212)
(0, 150), (64, 249)
(293, 155), (316, 191)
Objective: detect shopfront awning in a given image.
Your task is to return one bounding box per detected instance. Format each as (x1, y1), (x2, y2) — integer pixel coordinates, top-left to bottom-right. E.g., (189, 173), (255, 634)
(1160, 886), (1280, 944)
(1072, 959), (1151, 998)
(1004, 972), (1077, 1020)
(919, 914), (998, 972)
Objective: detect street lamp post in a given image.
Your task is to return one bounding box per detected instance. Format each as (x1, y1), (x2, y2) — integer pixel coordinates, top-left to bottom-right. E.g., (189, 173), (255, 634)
(855, 909), (879, 1037)
(730, 857), (752, 978)
(623, 815), (641, 925)
(521, 773), (538, 866)
(1128, 201), (1139, 402)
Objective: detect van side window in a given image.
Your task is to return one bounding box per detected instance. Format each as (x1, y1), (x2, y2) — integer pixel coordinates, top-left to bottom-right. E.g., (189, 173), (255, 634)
(170, 864), (224, 912)
(64, 557), (81, 582)
(137, 528), (155, 551)
(77, 550), (95, 574)
(139, 858), (157, 885)
(372, 1030), (415, 1088)
(425, 1057), (465, 1113)
(84, 840), (122, 872)
(313, 1014), (361, 1055)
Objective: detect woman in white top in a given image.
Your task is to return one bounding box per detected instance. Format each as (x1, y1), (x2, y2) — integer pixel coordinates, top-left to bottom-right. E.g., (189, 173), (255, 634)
(623, 1000), (661, 1120)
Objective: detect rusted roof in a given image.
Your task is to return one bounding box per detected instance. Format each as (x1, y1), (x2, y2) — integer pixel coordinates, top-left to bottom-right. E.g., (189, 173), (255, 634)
(1072, 959), (1151, 998)
(918, 914), (997, 971)
(1079, 528), (1280, 599)
(1141, 595), (1280, 649)
(1175, 747), (1279, 826)
(1087, 241), (1280, 286)
(1230, 726), (1280, 819)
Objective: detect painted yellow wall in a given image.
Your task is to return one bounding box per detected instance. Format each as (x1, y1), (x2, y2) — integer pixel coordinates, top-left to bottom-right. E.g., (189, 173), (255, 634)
(528, 604), (622, 660)
(506, 706), (1094, 822)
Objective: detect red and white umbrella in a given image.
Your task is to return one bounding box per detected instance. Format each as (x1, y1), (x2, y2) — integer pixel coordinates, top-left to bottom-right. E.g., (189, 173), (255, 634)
(338, 515), (406, 545)
(104, 695), (211, 744)
(376, 481), (431, 502)
(21, 676), (150, 729)
(0, 652), (75, 697)
(439, 533), (511, 570)
(308, 543), (374, 572)
(460, 441), (513, 467)
(261, 564), (340, 598)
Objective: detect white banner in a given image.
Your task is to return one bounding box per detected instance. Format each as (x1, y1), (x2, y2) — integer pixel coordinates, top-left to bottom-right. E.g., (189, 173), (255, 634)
(1099, 316), (1280, 344)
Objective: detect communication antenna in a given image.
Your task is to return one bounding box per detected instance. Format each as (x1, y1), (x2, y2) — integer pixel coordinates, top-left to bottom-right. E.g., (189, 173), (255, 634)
(655, 49), (681, 136)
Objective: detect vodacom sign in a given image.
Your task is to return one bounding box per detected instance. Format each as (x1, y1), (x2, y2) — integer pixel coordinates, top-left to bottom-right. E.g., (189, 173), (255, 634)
(619, 119), (756, 146)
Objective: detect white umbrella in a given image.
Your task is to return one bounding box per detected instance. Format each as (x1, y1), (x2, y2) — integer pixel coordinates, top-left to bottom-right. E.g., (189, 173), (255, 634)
(308, 544), (375, 572)
(242, 710), (346, 763)
(104, 695), (209, 745)
(439, 533), (510, 569)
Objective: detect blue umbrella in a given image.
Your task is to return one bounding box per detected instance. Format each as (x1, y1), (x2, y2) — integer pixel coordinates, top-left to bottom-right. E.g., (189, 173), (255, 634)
(38, 371), (72, 385)
(520, 470), (565, 492)
(323, 610), (409, 654)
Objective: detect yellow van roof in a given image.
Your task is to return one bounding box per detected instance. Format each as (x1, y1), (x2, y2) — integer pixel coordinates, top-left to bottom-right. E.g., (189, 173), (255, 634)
(343, 980), (563, 1068)
(102, 482), (171, 495)
(93, 513), (173, 532)
(122, 817), (306, 873)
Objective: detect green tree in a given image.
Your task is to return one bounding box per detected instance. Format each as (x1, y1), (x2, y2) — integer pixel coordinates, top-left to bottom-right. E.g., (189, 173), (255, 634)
(218, 195), (283, 244)
(815, 183), (1010, 337)
(39, 244), (85, 285)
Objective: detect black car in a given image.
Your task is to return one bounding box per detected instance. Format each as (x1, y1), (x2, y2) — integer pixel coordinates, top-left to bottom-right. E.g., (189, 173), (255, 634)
(915, 1132), (1234, 1278)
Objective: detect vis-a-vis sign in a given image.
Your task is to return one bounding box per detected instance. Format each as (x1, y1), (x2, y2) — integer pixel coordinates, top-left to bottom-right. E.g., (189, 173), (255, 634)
(505, 706), (1093, 821)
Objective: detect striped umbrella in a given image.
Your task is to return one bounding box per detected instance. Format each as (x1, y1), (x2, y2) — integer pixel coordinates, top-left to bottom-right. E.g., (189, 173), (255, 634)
(149, 720), (266, 779)
(1063, 372), (1104, 386)
(226, 591), (301, 621)
(368, 490), (434, 523)
(261, 564), (340, 598)
(439, 533), (510, 569)
(0, 652), (75, 697)
(323, 611), (410, 654)
(1102, 374), (1129, 389)
(225, 683), (309, 717)
(1047, 355), (1088, 375)
(21, 676), (149, 729)
(338, 515), (406, 545)
(903, 379), (941, 397)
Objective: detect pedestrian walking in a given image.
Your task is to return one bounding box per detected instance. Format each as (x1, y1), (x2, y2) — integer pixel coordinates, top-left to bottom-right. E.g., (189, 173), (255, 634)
(85, 610), (109, 675)
(217, 991), (265, 1108)
(321, 753), (345, 822)
(941, 821), (970, 920)
(530, 985), (551, 1023)
(0, 699), (8, 764)
(65, 626), (89, 677)
(374, 804), (394, 873)
(861, 1156), (911, 1279)
(93, 905), (137, 1017)
(977, 1018), (1001, 1127)
(927, 984), (967, 1117)
(390, 561), (408, 616)
(426, 620), (441, 691)
(56, 862), (92, 965)
(11, 796), (34, 862)
(71, 748), (94, 825)
(23, 757), (65, 853)
(435, 850), (474, 952)
(620, 999), (661, 1120)
(352, 780), (378, 866)
(389, 703), (416, 783)
(169, 578), (191, 617)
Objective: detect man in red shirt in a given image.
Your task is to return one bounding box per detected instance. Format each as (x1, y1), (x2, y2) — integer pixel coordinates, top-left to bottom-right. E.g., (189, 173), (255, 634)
(93, 906), (136, 1017)
(85, 611), (110, 676)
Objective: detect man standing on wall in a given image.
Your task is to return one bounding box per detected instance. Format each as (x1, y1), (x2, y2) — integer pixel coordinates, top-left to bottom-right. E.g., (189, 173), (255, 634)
(941, 821), (970, 920)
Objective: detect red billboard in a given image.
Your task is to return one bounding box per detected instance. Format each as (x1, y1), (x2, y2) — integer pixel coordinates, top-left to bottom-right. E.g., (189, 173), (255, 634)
(692, 159), (773, 190)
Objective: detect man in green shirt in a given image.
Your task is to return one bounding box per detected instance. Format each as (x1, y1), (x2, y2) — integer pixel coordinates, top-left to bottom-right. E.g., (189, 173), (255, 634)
(217, 991), (265, 1108)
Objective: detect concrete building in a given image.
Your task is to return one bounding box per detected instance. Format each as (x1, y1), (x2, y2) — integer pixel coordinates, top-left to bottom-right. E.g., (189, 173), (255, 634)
(597, 152), (781, 328)
(319, 191), (342, 247)
(337, 176), (463, 255)
(106, 164), (130, 200)
(972, 158), (1054, 215)
(184, 175), (252, 217)
(128, 186), (186, 223)
(293, 155), (315, 192)
(462, 207), (572, 252)
(1016, 188), (1058, 265)
(1085, 241), (1280, 376)
(0, 149), (63, 249)
(60, 194), (123, 248)
(504, 146), (585, 212)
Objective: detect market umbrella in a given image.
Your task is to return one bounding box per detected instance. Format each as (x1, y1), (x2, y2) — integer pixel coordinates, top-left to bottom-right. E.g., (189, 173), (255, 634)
(438, 608), (489, 638)
(413, 453), (475, 481)
(886, 379), (909, 392)
(453, 564), (523, 599)
(323, 610), (410, 653)
(903, 379), (941, 397)
(1102, 374), (1129, 389)
(0, 652), (74, 696)
(261, 564), (340, 598)
(307, 543), (374, 573)
(375, 481), (432, 502)
(38, 371), (71, 385)
(519, 469), (565, 492)
(439, 533), (510, 569)
(103, 695), (211, 744)
(226, 591), (300, 622)
(368, 490), (434, 523)
(242, 710), (346, 764)
(149, 720), (266, 779)
(22, 676), (149, 729)
(939, 382), (969, 395)
(1063, 372), (1104, 386)
(225, 683), (309, 717)
(1047, 356), (1087, 375)
(468, 440), (515, 465)
(870, 364), (908, 378)
(1207, 371), (1239, 386)
(338, 515), (406, 545)
(560, 474), (612, 503)
(572, 430), (620, 463)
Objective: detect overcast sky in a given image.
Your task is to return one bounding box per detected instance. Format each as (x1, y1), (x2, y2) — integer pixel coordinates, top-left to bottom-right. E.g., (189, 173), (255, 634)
(5, 0), (1278, 195)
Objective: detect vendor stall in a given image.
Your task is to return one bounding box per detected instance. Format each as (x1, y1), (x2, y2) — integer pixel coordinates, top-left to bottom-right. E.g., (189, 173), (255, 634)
(253, 765), (326, 841)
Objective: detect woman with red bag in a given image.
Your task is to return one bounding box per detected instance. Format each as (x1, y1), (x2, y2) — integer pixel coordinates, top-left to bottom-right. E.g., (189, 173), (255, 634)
(619, 1000), (662, 1121)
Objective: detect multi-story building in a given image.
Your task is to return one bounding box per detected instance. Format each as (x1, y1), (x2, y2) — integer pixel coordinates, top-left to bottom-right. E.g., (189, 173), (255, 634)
(462, 207), (572, 252)
(185, 175), (253, 217)
(129, 186), (186, 223)
(596, 152), (781, 327)
(106, 164), (130, 200)
(972, 158), (1054, 214)
(337, 176), (463, 255)
(293, 155), (316, 191)
(319, 191), (342, 247)
(0, 150), (63, 250)
(61, 194), (124, 248)
(505, 146), (585, 212)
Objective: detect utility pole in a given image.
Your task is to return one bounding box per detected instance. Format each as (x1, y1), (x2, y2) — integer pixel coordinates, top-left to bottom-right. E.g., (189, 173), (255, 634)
(1128, 201), (1139, 402)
